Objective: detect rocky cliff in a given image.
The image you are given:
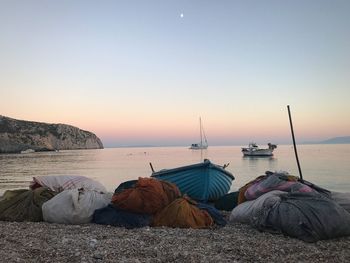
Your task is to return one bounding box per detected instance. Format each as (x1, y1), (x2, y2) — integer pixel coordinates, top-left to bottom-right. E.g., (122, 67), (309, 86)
(0, 115), (104, 153)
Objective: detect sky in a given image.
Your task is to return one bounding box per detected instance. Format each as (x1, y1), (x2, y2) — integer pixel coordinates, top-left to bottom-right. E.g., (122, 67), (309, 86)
(1, 0), (349, 147)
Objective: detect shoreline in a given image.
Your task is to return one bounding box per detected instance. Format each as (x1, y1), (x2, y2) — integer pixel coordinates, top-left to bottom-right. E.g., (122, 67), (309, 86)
(1, 221), (349, 263)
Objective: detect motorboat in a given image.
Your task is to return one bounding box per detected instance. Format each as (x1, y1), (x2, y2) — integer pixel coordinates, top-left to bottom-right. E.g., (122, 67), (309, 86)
(20, 149), (35, 154)
(242, 142), (277, 157)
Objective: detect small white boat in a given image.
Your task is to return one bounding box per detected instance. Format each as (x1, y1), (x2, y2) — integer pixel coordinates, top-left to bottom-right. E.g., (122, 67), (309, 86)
(20, 149), (35, 154)
(242, 142), (277, 157)
(189, 117), (208, 150)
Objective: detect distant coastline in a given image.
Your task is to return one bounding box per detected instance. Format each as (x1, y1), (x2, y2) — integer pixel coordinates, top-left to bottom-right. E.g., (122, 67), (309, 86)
(302, 136), (350, 145)
(104, 137), (350, 149)
(0, 115), (103, 154)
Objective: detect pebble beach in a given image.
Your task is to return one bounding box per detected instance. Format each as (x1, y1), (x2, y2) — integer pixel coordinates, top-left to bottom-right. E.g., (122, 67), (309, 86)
(1, 220), (350, 263)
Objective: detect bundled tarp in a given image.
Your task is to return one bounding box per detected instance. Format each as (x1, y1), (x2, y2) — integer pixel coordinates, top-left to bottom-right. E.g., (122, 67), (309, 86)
(151, 196), (213, 228)
(214, 191), (239, 211)
(112, 177), (181, 214)
(331, 191), (350, 213)
(229, 190), (286, 224)
(93, 204), (151, 229)
(114, 180), (137, 194)
(237, 175), (266, 204)
(244, 172), (314, 201)
(0, 187), (56, 222)
(259, 192), (350, 242)
(30, 175), (107, 193)
(197, 202), (227, 226)
(42, 188), (111, 224)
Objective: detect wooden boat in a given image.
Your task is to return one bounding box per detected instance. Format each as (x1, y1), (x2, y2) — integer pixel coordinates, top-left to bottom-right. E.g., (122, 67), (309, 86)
(242, 142), (277, 157)
(151, 159), (234, 202)
(189, 117), (208, 150)
(20, 149), (35, 154)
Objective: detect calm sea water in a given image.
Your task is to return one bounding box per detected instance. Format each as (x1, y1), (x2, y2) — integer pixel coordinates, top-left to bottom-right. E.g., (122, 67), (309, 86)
(0, 144), (349, 195)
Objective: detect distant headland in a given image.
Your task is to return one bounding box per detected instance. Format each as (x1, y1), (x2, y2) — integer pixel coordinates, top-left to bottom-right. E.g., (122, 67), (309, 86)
(0, 115), (103, 154)
(303, 136), (350, 145)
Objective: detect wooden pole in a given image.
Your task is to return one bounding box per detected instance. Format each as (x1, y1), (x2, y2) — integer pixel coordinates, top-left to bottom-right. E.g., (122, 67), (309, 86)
(287, 105), (303, 181)
(149, 162), (155, 173)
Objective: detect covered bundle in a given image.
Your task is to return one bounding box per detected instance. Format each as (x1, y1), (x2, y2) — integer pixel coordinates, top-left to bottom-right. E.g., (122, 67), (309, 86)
(111, 177), (181, 214)
(42, 188), (110, 224)
(230, 190), (286, 224)
(244, 172), (314, 201)
(0, 187), (56, 222)
(30, 175), (107, 193)
(197, 202), (227, 226)
(230, 189), (350, 242)
(114, 180), (137, 194)
(237, 175), (266, 204)
(330, 191), (350, 213)
(262, 192), (350, 242)
(93, 204), (152, 229)
(151, 196), (213, 229)
(214, 191), (239, 211)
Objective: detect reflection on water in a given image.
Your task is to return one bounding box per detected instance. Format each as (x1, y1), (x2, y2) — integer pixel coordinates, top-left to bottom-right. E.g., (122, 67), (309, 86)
(0, 144), (349, 194)
(189, 148), (208, 163)
(242, 155), (276, 170)
(242, 156), (275, 162)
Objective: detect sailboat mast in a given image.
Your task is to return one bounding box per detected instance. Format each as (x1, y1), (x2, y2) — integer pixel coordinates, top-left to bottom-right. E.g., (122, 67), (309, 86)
(202, 121), (208, 145)
(199, 117), (203, 146)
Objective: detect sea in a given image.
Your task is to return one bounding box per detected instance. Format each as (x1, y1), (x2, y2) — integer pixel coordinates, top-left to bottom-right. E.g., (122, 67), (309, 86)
(0, 144), (349, 195)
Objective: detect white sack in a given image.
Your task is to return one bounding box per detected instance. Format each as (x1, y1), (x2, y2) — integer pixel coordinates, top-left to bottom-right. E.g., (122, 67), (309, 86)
(31, 175), (107, 193)
(42, 189), (111, 224)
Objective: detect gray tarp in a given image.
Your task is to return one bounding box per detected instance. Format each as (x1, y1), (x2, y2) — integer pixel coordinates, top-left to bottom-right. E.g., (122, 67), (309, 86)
(229, 190), (286, 224)
(260, 192), (350, 242)
(331, 191), (350, 213)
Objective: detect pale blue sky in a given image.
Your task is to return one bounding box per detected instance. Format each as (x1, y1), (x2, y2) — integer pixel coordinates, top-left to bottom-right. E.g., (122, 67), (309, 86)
(1, 0), (349, 146)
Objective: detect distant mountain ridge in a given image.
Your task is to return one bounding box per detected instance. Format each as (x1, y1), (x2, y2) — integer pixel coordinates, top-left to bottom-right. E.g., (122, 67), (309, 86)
(0, 115), (103, 153)
(303, 136), (350, 145)
(319, 136), (350, 144)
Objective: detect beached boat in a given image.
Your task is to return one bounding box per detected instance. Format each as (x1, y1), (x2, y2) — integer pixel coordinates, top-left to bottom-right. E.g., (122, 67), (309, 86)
(20, 149), (35, 154)
(189, 117), (208, 149)
(151, 159), (234, 202)
(242, 142), (277, 157)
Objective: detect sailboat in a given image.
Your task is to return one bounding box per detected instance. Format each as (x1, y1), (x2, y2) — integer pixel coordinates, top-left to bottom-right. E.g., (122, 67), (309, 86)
(189, 117), (208, 150)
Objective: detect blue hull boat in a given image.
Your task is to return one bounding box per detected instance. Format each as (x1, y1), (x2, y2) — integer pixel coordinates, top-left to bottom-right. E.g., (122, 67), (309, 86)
(151, 159), (234, 202)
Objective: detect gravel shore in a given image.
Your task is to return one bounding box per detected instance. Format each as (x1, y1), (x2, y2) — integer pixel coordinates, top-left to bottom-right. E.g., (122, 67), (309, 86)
(1, 220), (349, 263)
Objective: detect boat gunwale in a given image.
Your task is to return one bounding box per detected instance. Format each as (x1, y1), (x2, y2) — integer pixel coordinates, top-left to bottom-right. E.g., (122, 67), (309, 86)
(151, 160), (234, 180)
(243, 153), (273, 157)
